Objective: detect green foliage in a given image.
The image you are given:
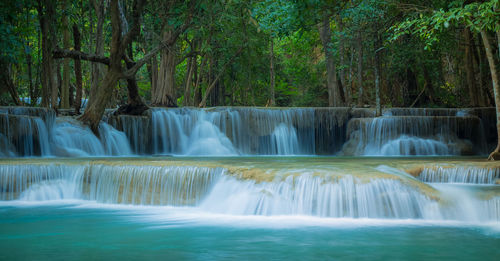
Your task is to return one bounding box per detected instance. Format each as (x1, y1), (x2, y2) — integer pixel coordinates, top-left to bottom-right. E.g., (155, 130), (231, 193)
(1, 0), (495, 108)
(391, 0), (500, 49)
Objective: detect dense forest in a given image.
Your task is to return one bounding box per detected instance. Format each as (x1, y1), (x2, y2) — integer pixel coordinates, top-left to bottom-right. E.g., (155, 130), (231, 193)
(0, 1), (499, 144)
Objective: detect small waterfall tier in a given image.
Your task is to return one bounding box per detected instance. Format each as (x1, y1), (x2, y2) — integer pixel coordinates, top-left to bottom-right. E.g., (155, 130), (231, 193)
(341, 116), (487, 156)
(0, 107), (131, 157)
(409, 166), (500, 184)
(0, 159), (498, 221)
(1, 106), (497, 157)
(109, 107), (352, 155)
(0, 162), (223, 205)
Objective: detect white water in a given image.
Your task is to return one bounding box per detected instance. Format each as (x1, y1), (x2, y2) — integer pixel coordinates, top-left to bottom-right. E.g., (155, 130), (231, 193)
(0, 107), (495, 157)
(430, 184), (500, 222)
(0, 109), (132, 157)
(200, 175), (441, 219)
(418, 166), (500, 184)
(344, 115), (486, 156)
(0, 162), (498, 222)
(366, 135), (454, 156)
(149, 108), (312, 155)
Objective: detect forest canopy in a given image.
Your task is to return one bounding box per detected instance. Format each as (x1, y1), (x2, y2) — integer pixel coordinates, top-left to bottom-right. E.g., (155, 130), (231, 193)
(0, 0), (499, 118)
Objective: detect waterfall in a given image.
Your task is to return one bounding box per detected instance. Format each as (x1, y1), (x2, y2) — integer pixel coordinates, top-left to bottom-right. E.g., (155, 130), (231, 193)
(0, 106), (497, 157)
(0, 163), (223, 205)
(200, 175), (441, 219)
(417, 166), (500, 184)
(342, 116), (486, 156)
(146, 108), (314, 155)
(375, 135), (453, 156)
(1, 161), (498, 222)
(270, 123), (300, 155)
(0, 108), (131, 157)
(431, 184), (500, 222)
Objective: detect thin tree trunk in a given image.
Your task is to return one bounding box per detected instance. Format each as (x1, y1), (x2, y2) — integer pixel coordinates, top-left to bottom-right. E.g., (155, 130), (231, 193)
(481, 31), (500, 160)
(464, 29), (479, 107)
(0, 64), (21, 105)
(34, 26), (41, 105)
(269, 37), (275, 106)
(471, 32), (487, 106)
(73, 24), (83, 114)
(336, 15), (348, 104)
(318, 15), (342, 107)
(348, 50), (354, 106)
(25, 42), (34, 105)
(374, 37), (381, 116)
(61, 0), (70, 109)
(199, 47), (244, 107)
(151, 53), (158, 100)
(357, 31), (364, 106)
(193, 57), (205, 106)
(184, 56), (195, 106)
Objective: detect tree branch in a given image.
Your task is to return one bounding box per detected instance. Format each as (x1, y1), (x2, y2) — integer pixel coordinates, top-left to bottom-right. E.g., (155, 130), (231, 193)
(53, 48), (110, 65)
(122, 15), (193, 79)
(199, 46), (244, 107)
(121, 0), (146, 50)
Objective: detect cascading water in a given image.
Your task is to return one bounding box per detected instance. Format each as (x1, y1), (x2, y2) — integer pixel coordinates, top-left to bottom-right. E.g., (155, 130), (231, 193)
(342, 115), (487, 156)
(0, 163), (223, 205)
(0, 160), (498, 222)
(417, 166), (500, 184)
(147, 108), (313, 155)
(1, 107), (496, 157)
(377, 135), (455, 156)
(200, 174), (441, 219)
(0, 108), (131, 157)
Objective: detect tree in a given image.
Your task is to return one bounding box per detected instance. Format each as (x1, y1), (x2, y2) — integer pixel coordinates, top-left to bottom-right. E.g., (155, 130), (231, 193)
(391, 0), (500, 159)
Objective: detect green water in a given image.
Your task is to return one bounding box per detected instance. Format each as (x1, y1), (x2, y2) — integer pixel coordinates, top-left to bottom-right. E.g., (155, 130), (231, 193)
(0, 204), (499, 261)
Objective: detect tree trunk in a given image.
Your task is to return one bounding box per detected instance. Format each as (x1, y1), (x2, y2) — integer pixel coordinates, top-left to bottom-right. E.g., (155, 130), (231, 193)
(318, 15), (342, 107)
(25, 42), (34, 105)
(464, 29), (479, 107)
(357, 31), (364, 106)
(374, 40), (381, 116)
(0, 63), (21, 105)
(73, 24), (83, 114)
(184, 56), (195, 106)
(151, 53), (158, 100)
(193, 57), (204, 106)
(348, 50), (354, 105)
(269, 37), (276, 106)
(471, 32), (487, 106)
(423, 66), (434, 104)
(199, 47), (244, 107)
(61, 0), (70, 109)
(481, 31), (500, 160)
(37, 0), (57, 108)
(497, 30), (500, 60)
(151, 30), (177, 107)
(336, 15), (348, 104)
(90, 0), (106, 107)
(80, 0), (127, 133)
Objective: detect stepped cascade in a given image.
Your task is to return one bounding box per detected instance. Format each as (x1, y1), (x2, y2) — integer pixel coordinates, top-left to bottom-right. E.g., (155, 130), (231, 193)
(0, 107), (496, 157)
(1, 107), (499, 259)
(0, 158), (498, 222)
